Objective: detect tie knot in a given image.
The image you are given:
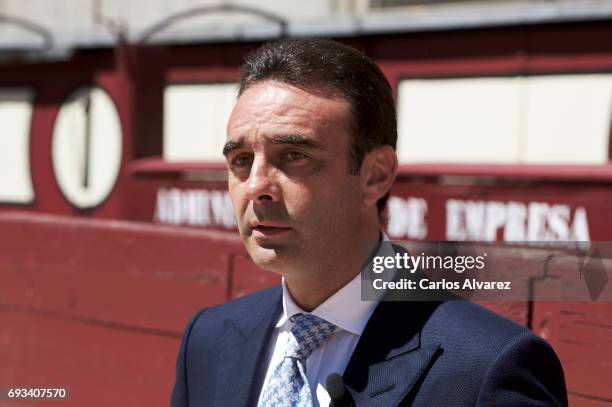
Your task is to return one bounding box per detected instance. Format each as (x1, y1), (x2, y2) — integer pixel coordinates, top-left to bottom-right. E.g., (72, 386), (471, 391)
(285, 313), (336, 360)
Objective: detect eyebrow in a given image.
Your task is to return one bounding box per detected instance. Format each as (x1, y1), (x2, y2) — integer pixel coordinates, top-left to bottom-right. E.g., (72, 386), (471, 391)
(222, 140), (243, 156)
(270, 135), (324, 150)
(222, 134), (324, 156)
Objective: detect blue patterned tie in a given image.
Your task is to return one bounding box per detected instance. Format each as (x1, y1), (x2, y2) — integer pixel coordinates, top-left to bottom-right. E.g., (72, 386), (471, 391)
(258, 313), (336, 407)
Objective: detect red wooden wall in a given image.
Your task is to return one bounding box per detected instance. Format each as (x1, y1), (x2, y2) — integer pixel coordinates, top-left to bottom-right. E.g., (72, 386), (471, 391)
(1, 211), (611, 406)
(0, 211), (276, 406)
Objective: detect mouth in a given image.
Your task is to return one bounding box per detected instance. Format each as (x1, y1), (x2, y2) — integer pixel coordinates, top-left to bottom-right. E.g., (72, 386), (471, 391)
(250, 222), (292, 238)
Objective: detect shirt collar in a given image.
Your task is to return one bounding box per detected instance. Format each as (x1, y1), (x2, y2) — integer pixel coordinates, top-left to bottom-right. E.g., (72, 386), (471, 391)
(277, 232), (389, 336)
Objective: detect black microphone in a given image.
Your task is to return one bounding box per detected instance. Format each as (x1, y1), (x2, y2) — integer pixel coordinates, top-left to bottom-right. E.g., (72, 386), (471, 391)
(326, 373), (355, 407)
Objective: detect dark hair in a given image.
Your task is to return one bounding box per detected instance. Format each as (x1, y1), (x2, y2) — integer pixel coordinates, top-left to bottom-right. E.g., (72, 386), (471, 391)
(238, 38), (397, 220)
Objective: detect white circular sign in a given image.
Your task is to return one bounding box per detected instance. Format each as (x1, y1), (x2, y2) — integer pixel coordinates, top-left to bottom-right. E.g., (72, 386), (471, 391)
(52, 86), (122, 209)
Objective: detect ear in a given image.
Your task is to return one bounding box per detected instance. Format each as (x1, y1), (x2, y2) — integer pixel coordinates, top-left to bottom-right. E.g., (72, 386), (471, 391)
(361, 145), (398, 208)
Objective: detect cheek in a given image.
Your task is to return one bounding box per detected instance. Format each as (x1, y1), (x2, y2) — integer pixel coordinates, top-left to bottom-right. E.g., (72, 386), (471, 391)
(228, 182), (248, 215)
(282, 184), (313, 218)
(332, 183), (363, 216)
(286, 178), (361, 222)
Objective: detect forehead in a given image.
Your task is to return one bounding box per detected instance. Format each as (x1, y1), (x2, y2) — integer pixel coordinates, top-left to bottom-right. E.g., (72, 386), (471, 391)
(226, 80), (350, 143)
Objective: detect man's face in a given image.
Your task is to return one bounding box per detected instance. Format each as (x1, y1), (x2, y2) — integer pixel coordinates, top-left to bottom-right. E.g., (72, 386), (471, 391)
(225, 80), (365, 275)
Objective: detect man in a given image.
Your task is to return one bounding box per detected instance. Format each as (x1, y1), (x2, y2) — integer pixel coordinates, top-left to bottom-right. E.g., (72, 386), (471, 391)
(171, 39), (567, 406)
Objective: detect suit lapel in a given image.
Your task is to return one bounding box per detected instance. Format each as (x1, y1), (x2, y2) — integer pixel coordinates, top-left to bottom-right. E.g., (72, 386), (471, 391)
(343, 300), (443, 407)
(214, 288), (283, 407)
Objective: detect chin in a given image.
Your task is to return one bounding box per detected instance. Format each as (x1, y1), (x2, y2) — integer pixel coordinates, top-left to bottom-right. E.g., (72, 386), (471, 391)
(246, 243), (294, 273)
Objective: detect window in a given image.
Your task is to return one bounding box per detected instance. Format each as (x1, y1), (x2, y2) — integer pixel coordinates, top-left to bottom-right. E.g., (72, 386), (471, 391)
(163, 83), (238, 162)
(0, 88), (34, 203)
(396, 74), (612, 164)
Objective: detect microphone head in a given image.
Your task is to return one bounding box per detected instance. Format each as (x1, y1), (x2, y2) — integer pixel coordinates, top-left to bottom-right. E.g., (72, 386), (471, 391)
(326, 372), (349, 405)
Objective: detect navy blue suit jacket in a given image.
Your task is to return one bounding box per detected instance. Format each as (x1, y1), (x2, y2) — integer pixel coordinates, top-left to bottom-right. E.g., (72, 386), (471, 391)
(171, 285), (567, 406)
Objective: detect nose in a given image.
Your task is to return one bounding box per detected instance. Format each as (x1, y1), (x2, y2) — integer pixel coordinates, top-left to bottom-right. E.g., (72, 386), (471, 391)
(245, 157), (281, 203)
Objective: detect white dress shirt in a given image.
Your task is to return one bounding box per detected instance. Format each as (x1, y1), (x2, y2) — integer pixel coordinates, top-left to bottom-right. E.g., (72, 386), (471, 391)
(256, 236), (390, 407)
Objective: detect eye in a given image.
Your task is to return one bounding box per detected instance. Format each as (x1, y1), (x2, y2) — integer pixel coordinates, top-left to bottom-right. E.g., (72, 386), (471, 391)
(285, 151), (307, 161)
(231, 153), (253, 167)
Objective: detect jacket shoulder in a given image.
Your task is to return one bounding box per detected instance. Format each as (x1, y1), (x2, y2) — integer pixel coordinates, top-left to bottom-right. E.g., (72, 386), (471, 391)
(421, 300), (551, 376)
(187, 285), (282, 335)
(406, 300), (566, 406)
(432, 300), (527, 340)
(419, 300), (537, 371)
